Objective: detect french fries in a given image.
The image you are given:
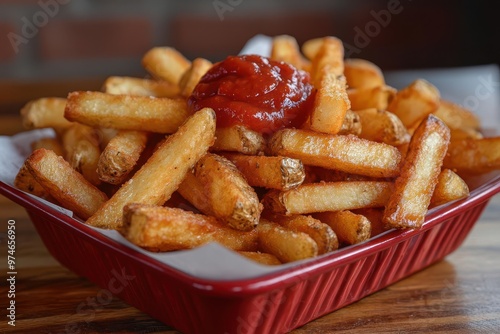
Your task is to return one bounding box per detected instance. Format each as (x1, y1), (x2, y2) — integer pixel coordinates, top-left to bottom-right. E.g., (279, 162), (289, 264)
(64, 91), (189, 133)
(14, 35), (499, 266)
(383, 115), (450, 229)
(86, 108), (216, 229)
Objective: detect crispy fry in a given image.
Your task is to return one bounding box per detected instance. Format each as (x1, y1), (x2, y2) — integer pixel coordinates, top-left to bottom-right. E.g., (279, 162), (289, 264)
(64, 91), (189, 133)
(264, 213), (338, 254)
(14, 162), (49, 198)
(86, 108), (216, 229)
(430, 169), (469, 208)
(31, 137), (64, 156)
(387, 79), (440, 129)
(179, 58), (213, 98)
(263, 181), (393, 215)
(354, 208), (386, 237)
(212, 125), (266, 155)
(308, 69), (350, 134)
(97, 130), (149, 185)
(25, 148), (108, 220)
(178, 153), (261, 231)
(347, 85), (397, 111)
(61, 123), (102, 186)
(257, 219), (318, 263)
(142, 47), (191, 85)
(270, 35), (308, 70)
(383, 114), (450, 229)
(313, 210), (371, 245)
(433, 99), (480, 131)
(310, 36), (344, 82)
(122, 203), (258, 252)
(443, 137), (500, 175)
(238, 251), (281, 265)
(344, 58), (385, 89)
(269, 128), (402, 178)
(222, 153), (305, 191)
(20, 97), (72, 130)
(337, 109), (362, 136)
(103, 76), (180, 97)
(355, 108), (410, 146)
(449, 127), (483, 141)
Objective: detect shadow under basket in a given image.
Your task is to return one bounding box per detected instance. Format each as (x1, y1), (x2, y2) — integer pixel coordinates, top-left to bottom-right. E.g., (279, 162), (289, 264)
(1, 171), (499, 334)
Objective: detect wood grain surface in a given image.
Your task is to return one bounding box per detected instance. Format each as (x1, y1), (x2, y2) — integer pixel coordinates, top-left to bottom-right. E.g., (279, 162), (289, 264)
(1, 117), (500, 334)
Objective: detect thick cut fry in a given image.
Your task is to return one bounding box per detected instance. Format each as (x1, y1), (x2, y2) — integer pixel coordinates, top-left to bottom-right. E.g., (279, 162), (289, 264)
(86, 108), (216, 229)
(344, 58), (385, 89)
(264, 213), (338, 254)
(313, 210), (371, 245)
(25, 148), (108, 220)
(387, 79), (440, 129)
(65, 91), (189, 133)
(62, 123), (102, 186)
(212, 125), (266, 155)
(449, 127), (483, 141)
(122, 204), (258, 252)
(309, 70), (350, 134)
(433, 99), (480, 131)
(103, 76), (179, 98)
(238, 251), (281, 265)
(355, 108), (410, 146)
(301, 37), (322, 61)
(310, 36), (344, 82)
(263, 181), (393, 215)
(337, 110), (362, 136)
(179, 58), (213, 97)
(354, 208), (386, 237)
(443, 137), (500, 175)
(20, 97), (72, 130)
(383, 114), (450, 229)
(14, 162), (49, 198)
(430, 169), (469, 208)
(347, 85), (397, 111)
(142, 47), (191, 85)
(257, 219), (318, 263)
(97, 130), (149, 185)
(178, 153), (261, 231)
(31, 137), (64, 156)
(269, 128), (402, 178)
(270, 35), (308, 70)
(222, 153), (305, 191)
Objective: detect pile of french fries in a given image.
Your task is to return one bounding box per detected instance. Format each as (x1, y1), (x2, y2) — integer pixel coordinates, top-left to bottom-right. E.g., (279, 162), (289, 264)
(14, 35), (500, 265)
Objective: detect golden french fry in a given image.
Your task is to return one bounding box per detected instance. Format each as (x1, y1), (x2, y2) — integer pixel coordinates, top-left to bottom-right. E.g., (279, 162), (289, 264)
(449, 127), (483, 141)
(355, 108), (410, 146)
(387, 79), (440, 129)
(20, 97), (72, 130)
(212, 125), (266, 155)
(310, 36), (344, 82)
(430, 169), (469, 208)
(263, 181), (393, 215)
(354, 208), (386, 238)
(433, 99), (480, 131)
(86, 108), (216, 229)
(25, 148), (108, 220)
(142, 47), (191, 85)
(313, 210), (371, 245)
(443, 137), (500, 175)
(269, 128), (402, 178)
(257, 219), (318, 263)
(62, 123), (102, 186)
(97, 130), (149, 185)
(122, 204), (258, 252)
(344, 58), (385, 89)
(14, 162), (49, 198)
(337, 110), (362, 136)
(383, 114), (450, 229)
(238, 251), (281, 265)
(31, 137), (64, 156)
(178, 153), (261, 231)
(179, 58), (213, 98)
(347, 85), (397, 111)
(264, 213), (338, 254)
(301, 37), (322, 61)
(308, 69), (350, 134)
(103, 76), (180, 98)
(222, 153), (305, 191)
(64, 91), (189, 133)
(270, 35), (308, 70)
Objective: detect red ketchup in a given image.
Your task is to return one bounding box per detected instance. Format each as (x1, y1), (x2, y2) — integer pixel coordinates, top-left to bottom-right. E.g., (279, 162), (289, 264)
(188, 54), (315, 135)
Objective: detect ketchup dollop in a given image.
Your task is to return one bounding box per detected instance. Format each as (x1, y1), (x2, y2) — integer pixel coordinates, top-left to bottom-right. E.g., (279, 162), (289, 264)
(188, 55), (315, 135)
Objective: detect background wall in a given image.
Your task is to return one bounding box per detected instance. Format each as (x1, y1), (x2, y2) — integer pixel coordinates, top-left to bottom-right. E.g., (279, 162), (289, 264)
(0, 0), (498, 114)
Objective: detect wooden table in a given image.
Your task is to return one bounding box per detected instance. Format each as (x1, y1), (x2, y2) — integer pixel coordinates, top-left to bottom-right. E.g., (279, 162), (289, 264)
(1, 115), (500, 334)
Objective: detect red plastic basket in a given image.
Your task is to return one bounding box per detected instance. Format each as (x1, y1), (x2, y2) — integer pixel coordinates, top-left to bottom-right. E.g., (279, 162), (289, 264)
(1, 172), (499, 334)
